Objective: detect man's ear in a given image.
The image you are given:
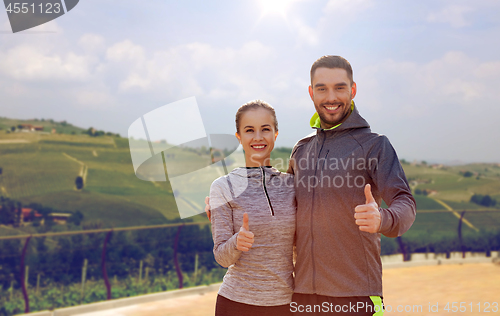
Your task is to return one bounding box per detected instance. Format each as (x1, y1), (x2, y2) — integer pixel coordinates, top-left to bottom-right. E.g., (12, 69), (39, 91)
(351, 82), (357, 99)
(308, 85), (314, 101)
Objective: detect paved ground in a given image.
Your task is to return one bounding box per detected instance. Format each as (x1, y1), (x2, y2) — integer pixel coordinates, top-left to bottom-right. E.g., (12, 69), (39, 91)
(77, 263), (500, 316)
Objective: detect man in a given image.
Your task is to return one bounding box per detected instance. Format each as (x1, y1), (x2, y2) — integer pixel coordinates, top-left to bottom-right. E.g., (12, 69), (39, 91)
(285, 55), (416, 315)
(207, 55), (416, 315)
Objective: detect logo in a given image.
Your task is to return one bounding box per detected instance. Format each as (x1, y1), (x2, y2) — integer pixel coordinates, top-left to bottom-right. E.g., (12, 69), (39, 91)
(3, 0), (79, 33)
(128, 97), (247, 219)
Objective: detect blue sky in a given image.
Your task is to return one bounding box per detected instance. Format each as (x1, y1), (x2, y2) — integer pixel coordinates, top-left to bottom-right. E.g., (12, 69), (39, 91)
(1, 0), (499, 163)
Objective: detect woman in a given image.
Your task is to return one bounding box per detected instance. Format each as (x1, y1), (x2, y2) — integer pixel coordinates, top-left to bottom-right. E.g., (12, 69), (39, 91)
(210, 100), (295, 316)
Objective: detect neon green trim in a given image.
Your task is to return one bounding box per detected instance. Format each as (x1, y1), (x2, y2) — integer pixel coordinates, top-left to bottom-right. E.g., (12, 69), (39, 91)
(309, 100), (355, 129)
(370, 296), (384, 316)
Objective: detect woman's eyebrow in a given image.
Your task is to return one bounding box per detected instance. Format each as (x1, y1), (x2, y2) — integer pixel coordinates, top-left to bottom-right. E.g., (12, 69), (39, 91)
(243, 125), (254, 129)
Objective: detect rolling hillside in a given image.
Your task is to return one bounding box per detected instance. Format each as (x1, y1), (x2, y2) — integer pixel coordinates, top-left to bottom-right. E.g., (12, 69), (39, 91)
(0, 129), (499, 236)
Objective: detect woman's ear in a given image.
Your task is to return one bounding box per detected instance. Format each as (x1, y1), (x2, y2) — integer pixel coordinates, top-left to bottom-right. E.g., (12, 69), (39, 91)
(235, 132), (241, 143)
(275, 131), (279, 140)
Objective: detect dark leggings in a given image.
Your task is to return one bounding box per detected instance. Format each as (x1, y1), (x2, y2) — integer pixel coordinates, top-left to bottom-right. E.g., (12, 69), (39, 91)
(215, 294), (292, 316)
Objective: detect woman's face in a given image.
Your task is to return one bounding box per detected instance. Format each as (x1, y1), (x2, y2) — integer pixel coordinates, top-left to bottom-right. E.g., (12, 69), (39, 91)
(236, 108), (278, 167)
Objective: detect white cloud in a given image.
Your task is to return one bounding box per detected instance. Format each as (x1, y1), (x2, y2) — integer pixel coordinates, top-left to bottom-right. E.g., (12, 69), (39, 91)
(357, 51), (498, 116)
(78, 33), (106, 53)
(355, 51), (500, 161)
(0, 45), (92, 81)
(106, 40), (145, 64)
(103, 40), (276, 102)
(427, 5), (474, 28)
(75, 89), (115, 108)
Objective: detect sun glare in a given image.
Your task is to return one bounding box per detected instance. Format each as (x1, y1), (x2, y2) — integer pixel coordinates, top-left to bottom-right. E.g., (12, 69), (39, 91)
(257, 0), (294, 18)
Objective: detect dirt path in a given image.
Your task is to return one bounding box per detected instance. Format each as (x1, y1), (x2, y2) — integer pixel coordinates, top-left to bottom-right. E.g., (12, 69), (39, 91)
(62, 152), (88, 187)
(77, 263), (500, 316)
(383, 263), (499, 315)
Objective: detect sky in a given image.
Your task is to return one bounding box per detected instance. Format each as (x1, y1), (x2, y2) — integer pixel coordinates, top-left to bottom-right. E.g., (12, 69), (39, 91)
(1, 0), (499, 164)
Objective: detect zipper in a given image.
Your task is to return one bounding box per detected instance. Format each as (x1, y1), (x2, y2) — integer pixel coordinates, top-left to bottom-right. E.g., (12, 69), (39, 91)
(261, 166), (275, 216)
(310, 131), (328, 292)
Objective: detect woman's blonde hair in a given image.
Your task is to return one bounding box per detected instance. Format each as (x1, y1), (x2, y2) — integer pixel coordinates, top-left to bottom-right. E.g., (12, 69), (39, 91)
(235, 100), (278, 134)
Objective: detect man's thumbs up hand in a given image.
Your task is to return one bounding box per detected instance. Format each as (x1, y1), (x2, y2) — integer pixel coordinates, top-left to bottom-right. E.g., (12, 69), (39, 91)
(237, 213), (254, 251)
(354, 184), (381, 233)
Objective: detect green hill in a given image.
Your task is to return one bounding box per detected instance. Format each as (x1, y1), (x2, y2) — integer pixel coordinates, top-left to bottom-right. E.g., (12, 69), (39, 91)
(0, 117), (86, 135)
(0, 129), (184, 231)
(1, 133), (499, 237)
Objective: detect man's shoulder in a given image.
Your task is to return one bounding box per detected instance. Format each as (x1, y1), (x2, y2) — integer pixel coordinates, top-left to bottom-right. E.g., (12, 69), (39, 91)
(291, 131), (316, 157)
(349, 128), (393, 147)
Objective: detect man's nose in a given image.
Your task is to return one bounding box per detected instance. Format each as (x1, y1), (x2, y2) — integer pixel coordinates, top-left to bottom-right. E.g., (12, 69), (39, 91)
(325, 90), (337, 103)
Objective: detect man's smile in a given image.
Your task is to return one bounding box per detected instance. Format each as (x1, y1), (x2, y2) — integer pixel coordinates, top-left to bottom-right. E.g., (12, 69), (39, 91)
(323, 103), (343, 113)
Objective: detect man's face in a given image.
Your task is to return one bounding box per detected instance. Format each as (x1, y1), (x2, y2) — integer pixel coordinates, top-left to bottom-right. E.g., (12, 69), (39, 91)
(309, 67), (357, 129)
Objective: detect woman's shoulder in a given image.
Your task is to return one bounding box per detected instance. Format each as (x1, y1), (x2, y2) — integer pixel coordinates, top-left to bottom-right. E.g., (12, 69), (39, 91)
(210, 167), (247, 191)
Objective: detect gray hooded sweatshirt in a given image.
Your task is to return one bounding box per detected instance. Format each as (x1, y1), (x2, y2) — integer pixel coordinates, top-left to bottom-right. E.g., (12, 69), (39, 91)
(288, 103), (416, 297)
(210, 166), (296, 306)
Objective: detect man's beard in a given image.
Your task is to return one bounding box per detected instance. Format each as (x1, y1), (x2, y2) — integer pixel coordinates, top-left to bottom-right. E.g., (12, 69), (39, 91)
(318, 101), (351, 127)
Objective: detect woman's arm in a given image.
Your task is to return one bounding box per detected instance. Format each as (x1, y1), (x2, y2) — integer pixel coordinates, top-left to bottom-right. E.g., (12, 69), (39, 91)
(210, 181), (243, 268)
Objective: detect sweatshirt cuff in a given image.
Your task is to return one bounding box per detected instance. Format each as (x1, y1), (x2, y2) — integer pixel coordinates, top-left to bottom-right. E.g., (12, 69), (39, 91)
(377, 208), (394, 235)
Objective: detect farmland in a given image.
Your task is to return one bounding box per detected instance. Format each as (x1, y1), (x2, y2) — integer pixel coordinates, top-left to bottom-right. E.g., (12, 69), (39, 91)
(0, 122), (499, 316)
(0, 130), (499, 234)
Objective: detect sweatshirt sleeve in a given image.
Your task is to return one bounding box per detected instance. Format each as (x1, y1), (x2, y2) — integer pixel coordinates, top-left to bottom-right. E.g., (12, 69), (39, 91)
(368, 135), (416, 238)
(210, 180), (242, 268)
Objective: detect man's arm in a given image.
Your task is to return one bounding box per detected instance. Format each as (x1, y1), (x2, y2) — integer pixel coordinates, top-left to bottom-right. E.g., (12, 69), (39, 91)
(368, 135), (416, 237)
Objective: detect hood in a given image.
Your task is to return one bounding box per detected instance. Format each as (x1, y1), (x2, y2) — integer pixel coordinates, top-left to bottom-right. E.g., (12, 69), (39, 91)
(311, 101), (370, 133)
(230, 166), (282, 178)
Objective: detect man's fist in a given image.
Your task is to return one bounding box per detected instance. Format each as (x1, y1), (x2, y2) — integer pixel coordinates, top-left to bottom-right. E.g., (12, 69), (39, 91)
(354, 184), (381, 233)
(237, 213), (254, 251)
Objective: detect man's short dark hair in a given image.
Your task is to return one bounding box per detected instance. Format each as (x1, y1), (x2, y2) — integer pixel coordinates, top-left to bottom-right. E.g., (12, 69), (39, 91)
(310, 55), (353, 85)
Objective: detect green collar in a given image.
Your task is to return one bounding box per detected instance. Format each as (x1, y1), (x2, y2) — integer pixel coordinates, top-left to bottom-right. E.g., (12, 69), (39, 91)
(310, 100), (354, 130)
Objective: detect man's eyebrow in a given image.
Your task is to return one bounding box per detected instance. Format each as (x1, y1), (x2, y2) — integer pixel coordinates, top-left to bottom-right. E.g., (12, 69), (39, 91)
(314, 82), (349, 88)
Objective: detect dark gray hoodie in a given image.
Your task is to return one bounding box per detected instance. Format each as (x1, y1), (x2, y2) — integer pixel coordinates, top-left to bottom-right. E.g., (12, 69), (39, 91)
(288, 103), (416, 297)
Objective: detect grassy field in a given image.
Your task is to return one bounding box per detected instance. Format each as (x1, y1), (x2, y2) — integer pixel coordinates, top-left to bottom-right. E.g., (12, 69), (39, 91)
(0, 129), (182, 230)
(0, 130), (499, 236)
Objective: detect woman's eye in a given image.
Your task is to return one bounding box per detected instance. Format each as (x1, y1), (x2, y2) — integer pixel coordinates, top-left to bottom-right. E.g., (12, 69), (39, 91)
(246, 129), (253, 133)
(263, 128), (270, 131)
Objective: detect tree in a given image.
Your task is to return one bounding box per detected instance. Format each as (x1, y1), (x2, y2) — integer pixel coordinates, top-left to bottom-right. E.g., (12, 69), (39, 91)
(470, 194), (497, 207)
(0, 199), (16, 225)
(462, 171), (473, 177)
(75, 176), (84, 189)
(68, 210), (84, 226)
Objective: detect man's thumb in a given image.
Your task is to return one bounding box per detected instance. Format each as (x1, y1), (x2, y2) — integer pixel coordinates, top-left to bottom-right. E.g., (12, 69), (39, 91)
(242, 213), (249, 231)
(364, 184), (376, 204)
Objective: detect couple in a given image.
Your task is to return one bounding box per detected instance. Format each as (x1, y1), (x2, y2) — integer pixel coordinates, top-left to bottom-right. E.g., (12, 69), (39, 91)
(206, 55), (416, 316)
